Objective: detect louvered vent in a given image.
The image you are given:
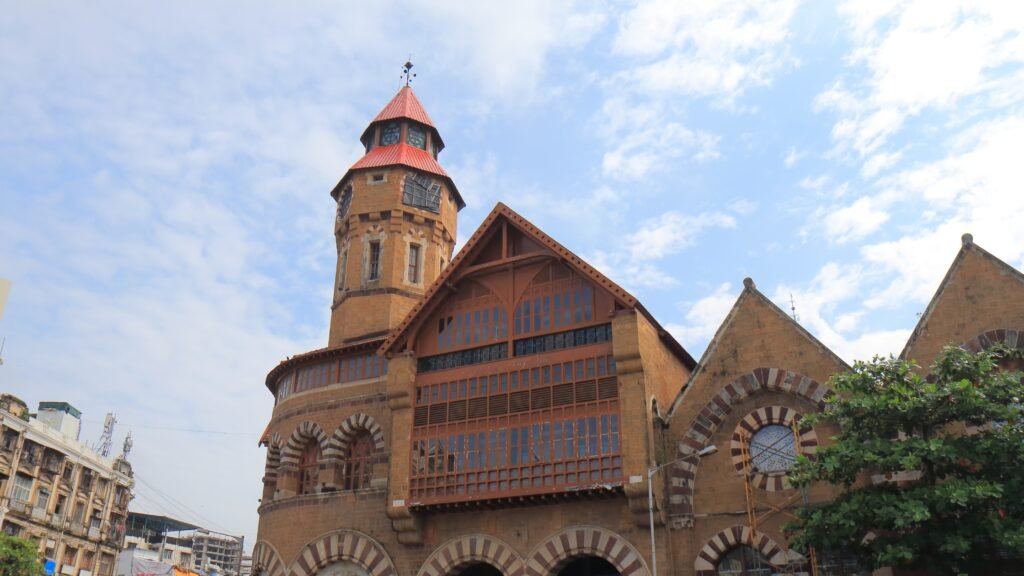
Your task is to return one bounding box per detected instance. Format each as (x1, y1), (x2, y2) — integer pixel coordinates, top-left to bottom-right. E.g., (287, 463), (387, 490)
(509, 391), (530, 413)
(469, 397), (488, 419)
(575, 380), (597, 403)
(598, 377), (618, 399)
(414, 406), (428, 426)
(531, 388), (552, 410)
(448, 400), (467, 421)
(489, 394), (509, 416)
(429, 404), (448, 425)
(552, 383), (574, 406)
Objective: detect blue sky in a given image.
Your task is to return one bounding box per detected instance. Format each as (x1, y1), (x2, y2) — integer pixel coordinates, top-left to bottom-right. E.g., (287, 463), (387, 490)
(2, 1), (1023, 548)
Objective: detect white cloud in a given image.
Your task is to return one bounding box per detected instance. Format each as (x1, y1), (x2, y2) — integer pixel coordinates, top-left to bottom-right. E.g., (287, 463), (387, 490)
(784, 147), (803, 168)
(625, 211), (736, 261)
(599, 98), (720, 180)
(820, 1), (1024, 159)
(822, 196), (890, 244)
(799, 175), (829, 190)
(665, 282), (737, 349)
(613, 0), (800, 102)
(860, 149), (903, 178)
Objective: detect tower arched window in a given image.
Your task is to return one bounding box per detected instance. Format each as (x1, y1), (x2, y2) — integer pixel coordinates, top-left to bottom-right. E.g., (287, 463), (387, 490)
(342, 431), (375, 491)
(298, 441), (320, 495)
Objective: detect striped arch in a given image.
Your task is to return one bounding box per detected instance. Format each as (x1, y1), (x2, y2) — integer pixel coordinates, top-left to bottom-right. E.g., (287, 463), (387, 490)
(417, 534), (523, 576)
(252, 541), (286, 576)
(289, 529), (396, 576)
(525, 526), (648, 576)
(729, 406), (818, 492)
(325, 413), (386, 460)
(264, 433), (283, 483)
(280, 421), (330, 468)
(962, 328), (1024, 353)
(961, 329), (1024, 435)
(693, 526), (788, 576)
(668, 368), (831, 527)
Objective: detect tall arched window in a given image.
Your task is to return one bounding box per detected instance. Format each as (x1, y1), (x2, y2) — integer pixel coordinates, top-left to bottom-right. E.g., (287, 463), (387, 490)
(299, 442), (320, 495)
(716, 545), (772, 576)
(343, 431), (375, 490)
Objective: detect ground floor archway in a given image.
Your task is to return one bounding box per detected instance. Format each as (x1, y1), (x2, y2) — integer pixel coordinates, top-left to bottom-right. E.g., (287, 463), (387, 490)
(454, 563), (503, 576)
(557, 556), (620, 576)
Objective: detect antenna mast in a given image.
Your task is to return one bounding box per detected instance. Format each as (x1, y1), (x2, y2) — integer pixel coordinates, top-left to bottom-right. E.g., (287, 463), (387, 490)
(121, 430), (134, 459)
(789, 293), (800, 322)
(96, 412), (117, 457)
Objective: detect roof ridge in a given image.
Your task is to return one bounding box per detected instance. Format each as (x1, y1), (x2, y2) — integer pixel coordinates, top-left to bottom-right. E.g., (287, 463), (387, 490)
(665, 278), (849, 420)
(900, 234), (1024, 359)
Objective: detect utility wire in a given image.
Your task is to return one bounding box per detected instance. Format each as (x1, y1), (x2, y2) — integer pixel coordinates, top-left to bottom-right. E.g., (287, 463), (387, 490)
(133, 473), (236, 535)
(81, 419), (259, 436)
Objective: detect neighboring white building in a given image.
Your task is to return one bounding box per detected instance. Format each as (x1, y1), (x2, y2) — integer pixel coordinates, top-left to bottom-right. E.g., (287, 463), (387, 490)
(0, 394), (134, 576)
(123, 512), (243, 576)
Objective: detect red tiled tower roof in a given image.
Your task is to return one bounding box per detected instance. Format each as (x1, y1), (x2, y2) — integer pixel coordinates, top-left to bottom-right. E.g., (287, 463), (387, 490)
(372, 86), (435, 127)
(348, 143), (449, 179)
(337, 86), (463, 208)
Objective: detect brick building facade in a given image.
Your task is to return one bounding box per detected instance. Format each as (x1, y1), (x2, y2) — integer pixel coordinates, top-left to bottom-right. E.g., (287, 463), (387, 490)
(253, 86), (1024, 576)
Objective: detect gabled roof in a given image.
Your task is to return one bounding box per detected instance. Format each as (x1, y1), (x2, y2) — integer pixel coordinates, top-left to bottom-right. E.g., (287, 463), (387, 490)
(900, 233), (1024, 359)
(379, 202), (697, 368)
(665, 277), (849, 419)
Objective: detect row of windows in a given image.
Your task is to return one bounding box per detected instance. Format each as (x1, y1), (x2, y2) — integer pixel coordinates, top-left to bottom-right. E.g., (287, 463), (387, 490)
(275, 354), (389, 402)
(514, 287), (593, 335)
(339, 240), (433, 290)
(409, 413), (622, 502)
(416, 354), (616, 406)
(413, 415), (621, 475)
(514, 324), (611, 357)
(418, 343), (509, 373)
(418, 324), (613, 374)
(436, 307), (510, 352)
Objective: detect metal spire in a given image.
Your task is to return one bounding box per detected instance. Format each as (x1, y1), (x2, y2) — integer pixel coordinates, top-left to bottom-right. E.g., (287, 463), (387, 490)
(401, 58), (417, 86)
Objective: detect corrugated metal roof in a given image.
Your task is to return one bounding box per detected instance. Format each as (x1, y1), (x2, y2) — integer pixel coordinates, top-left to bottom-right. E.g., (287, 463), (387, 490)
(349, 143), (450, 179)
(373, 86), (435, 127)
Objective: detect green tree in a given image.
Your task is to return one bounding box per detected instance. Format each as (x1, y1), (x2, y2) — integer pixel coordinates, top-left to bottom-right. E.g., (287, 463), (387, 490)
(788, 345), (1024, 575)
(0, 533), (44, 576)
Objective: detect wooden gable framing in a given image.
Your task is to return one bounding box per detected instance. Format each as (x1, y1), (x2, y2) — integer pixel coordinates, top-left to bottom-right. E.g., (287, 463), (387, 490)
(380, 202), (695, 368)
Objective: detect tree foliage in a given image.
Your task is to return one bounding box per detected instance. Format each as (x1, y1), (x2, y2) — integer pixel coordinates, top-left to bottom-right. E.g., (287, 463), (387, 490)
(0, 533), (44, 576)
(788, 344), (1024, 575)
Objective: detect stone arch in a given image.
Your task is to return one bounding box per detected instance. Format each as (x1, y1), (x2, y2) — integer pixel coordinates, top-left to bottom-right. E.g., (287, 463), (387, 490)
(289, 529), (396, 576)
(693, 525), (788, 576)
(525, 526), (647, 576)
(252, 540), (286, 576)
(280, 421), (330, 468)
(417, 534), (523, 576)
(264, 432), (283, 484)
(961, 328), (1024, 353)
(728, 405), (818, 492)
(668, 368), (831, 527)
(325, 413), (386, 460)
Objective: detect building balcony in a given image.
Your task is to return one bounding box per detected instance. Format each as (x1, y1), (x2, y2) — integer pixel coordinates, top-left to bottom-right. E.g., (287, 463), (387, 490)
(7, 499), (32, 516)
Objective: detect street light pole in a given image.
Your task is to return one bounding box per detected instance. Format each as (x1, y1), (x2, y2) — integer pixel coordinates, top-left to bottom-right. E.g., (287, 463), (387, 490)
(646, 445), (717, 576)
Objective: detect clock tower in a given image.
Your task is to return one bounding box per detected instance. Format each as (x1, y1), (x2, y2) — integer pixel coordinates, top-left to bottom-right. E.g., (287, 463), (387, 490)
(328, 85), (464, 347)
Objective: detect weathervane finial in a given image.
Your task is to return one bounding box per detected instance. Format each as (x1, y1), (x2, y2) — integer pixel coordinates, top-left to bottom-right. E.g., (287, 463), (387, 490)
(401, 57), (416, 87)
